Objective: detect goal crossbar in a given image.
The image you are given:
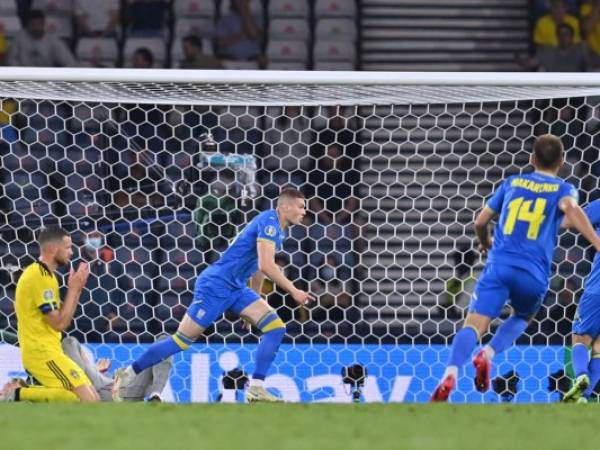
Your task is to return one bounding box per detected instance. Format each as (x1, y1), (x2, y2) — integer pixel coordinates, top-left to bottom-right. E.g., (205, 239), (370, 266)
(1, 68), (600, 106)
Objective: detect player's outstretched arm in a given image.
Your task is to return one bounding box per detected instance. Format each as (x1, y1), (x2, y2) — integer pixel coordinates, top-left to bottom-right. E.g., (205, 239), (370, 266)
(474, 206), (496, 255)
(257, 240), (314, 305)
(560, 197), (600, 252)
(45, 262), (90, 332)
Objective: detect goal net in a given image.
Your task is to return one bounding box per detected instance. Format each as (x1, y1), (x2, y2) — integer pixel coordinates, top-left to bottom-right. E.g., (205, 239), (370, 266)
(1, 69), (599, 403)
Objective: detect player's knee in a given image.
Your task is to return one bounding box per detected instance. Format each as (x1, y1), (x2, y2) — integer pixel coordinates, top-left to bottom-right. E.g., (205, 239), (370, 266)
(464, 313), (490, 337)
(258, 312), (286, 334)
(592, 338), (600, 354)
(172, 331), (195, 350)
(572, 334), (589, 346)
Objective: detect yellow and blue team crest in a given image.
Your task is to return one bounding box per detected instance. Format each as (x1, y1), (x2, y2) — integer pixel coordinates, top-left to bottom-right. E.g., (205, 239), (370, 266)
(265, 225), (276, 237)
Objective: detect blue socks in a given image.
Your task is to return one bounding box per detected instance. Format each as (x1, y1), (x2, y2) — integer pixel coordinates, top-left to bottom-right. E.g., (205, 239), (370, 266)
(132, 332), (193, 374)
(448, 326), (479, 368)
(446, 316), (527, 376)
(488, 316), (528, 355)
(253, 313), (286, 380)
(572, 343), (590, 378)
(584, 355), (600, 397)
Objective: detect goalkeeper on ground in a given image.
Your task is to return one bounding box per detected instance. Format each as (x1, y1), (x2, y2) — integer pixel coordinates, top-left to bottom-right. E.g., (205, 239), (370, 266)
(1, 332), (172, 402)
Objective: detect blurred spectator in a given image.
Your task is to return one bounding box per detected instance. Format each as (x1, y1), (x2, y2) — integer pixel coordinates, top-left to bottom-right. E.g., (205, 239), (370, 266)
(310, 143), (355, 212)
(533, 0), (581, 47)
(518, 23), (588, 72)
(113, 160), (165, 210)
(194, 181), (243, 262)
(0, 30), (6, 65)
(215, 0), (263, 62)
(310, 279), (359, 338)
(263, 106), (316, 193)
(540, 278), (579, 345)
(0, 100), (18, 146)
(75, 0), (120, 37)
(438, 244), (478, 319)
(72, 231), (127, 340)
(581, 0), (600, 69)
(537, 23), (588, 71)
(180, 35), (223, 69)
(7, 10), (76, 67)
(307, 197), (357, 284)
(127, 0), (168, 37)
(131, 47), (154, 68)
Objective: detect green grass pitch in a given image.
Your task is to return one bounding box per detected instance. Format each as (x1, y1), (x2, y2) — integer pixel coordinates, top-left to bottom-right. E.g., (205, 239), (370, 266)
(0, 403), (596, 450)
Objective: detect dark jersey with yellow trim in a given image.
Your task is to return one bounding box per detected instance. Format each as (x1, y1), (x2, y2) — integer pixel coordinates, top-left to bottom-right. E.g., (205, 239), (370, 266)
(198, 209), (287, 290)
(15, 261), (62, 355)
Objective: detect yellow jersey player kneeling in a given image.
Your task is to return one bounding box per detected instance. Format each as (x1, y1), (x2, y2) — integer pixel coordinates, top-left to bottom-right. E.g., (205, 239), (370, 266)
(2, 225), (99, 402)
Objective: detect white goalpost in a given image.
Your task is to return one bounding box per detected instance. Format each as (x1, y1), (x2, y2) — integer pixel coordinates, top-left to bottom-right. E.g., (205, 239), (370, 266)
(1, 68), (599, 403)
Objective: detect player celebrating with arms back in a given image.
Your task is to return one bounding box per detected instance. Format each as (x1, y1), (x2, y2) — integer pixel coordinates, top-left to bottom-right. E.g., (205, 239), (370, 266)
(115, 187), (313, 402)
(431, 134), (600, 401)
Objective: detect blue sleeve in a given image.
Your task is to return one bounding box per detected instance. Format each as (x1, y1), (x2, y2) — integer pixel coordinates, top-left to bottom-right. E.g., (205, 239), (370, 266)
(256, 215), (281, 247)
(559, 182), (579, 204)
(486, 179), (508, 213)
(584, 200), (600, 228)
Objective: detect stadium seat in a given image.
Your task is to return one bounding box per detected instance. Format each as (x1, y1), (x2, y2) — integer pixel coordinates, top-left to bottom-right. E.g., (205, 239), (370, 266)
(269, 0), (309, 18)
(222, 59), (260, 70)
(123, 37), (167, 67)
(315, 18), (357, 40)
(76, 38), (119, 66)
(74, 0), (121, 36)
(267, 40), (309, 63)
(32, 0), (72, 15)
(313, 60), (356, 71)
(126, 0), (170, 38)
(269, 18), (310, 41)
(174, 17), (214, 38)
(45, 16), (73, 40)
(267, 61), (308, 70)
(220, 0), (263, 16)
(0, 0), (16, 14)
(313, 39), (356, 63)
(0, 15), (20, 38)
(314, 0), (357, 18)
(174, 0), (216, 18)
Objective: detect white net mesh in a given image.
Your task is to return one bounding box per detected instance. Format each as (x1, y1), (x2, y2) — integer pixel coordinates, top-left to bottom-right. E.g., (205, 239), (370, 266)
(1, 71), (599, 402)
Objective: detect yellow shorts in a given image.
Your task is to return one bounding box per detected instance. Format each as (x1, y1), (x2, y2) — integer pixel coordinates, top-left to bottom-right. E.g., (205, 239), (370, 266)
(23, 351), (91, 390)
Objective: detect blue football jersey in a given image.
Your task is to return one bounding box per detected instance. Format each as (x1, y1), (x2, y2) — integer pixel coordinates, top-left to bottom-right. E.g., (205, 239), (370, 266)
(582, 200), (600, 295)
(198, 209), (287, 290)
(486, 172), (578, 285)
